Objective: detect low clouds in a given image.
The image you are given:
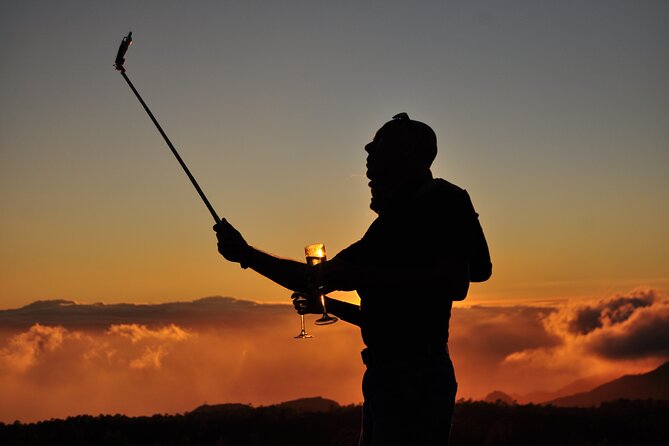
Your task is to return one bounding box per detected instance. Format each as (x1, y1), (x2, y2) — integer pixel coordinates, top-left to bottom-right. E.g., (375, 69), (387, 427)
(564, 291), (656, 336)
(0, 323), (194, 376)
(448, 304), (563, 398)
(129, 345), (168, 369)
(541, 289), (668, 361)
(0, 324), (73, 373)
(1, 292), (667, 422)
(108, 324), (192, 344)
(450, 305), (559, 362)
(0, 298), (364, 423)
(503, 290), (669, 383)
(447, 290), (669, 399)
(106, 324), (193, 370)
(571, 292), (669, 360)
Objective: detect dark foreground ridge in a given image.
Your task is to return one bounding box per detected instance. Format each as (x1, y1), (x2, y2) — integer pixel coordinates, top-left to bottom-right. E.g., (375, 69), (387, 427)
(547, 361), (669, 407)
(484, 361), (669, 407)
(2, 399), (668, 446)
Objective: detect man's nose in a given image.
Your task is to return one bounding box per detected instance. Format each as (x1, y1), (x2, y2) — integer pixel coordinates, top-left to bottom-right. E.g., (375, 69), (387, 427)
(364, 141), (374, 154)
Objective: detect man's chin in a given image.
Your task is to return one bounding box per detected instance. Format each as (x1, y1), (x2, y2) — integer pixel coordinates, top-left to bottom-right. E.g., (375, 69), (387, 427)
(369, 195), (385, 214)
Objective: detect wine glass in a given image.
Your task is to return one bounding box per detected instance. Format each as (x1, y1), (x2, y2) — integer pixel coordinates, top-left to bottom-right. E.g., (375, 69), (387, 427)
(305, 243), (338, 325)
(292, 292), (313, 339)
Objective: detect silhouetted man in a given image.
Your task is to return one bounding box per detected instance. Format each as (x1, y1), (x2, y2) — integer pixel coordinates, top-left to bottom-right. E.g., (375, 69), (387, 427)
(214, 113), (491, 445)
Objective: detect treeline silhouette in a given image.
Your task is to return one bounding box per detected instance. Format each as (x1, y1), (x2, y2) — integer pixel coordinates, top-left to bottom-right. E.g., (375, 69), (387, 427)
(2, 399), (668, 446)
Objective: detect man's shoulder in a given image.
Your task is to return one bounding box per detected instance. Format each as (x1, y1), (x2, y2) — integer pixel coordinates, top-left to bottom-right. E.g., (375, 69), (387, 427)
(432, 178), (465, 193)
(419, 178), (480, 221)
(425, 178), (468, 202)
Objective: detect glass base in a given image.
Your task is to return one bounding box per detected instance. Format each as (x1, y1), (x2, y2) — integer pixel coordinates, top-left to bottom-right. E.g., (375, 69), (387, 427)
(315, 314), (338, 325)
(294, 332), (313, 339)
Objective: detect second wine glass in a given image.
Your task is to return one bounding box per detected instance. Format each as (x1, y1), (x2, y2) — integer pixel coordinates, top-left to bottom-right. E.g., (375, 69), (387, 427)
(304, 243), (338, 325)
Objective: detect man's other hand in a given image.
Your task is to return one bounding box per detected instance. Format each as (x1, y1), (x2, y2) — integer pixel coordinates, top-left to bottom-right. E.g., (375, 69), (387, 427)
(213, 218), (250, 264)
(291, 292), (322, 315)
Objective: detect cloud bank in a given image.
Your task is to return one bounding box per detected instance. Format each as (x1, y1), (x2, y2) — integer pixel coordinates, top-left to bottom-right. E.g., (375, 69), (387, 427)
(0, 324), (73, 373)
(561, 290), (669, 360)
(503, 289), (669, 383)
(0, 298), (364, 423)
(1, 291), (667, 422)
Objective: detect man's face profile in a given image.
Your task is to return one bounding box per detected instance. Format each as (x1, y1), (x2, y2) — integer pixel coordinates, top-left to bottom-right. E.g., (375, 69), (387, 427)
(365, 126), (405, 186)
(365, 124), (411, 213)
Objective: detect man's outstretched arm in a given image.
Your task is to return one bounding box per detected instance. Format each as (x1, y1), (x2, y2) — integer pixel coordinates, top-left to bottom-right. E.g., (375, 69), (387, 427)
(214, 219), (310, 292)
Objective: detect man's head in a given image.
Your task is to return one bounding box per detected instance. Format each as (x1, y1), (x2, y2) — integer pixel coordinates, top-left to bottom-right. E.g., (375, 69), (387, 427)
(365, 113), (437, 212)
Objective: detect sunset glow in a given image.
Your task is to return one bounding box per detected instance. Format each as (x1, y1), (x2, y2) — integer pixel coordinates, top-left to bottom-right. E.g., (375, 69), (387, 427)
(1, 291), (666, 423)
(1, 0), (668, 425)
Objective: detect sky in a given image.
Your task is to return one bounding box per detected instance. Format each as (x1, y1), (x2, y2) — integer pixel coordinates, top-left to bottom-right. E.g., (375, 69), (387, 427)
(1, 0), (668, 422)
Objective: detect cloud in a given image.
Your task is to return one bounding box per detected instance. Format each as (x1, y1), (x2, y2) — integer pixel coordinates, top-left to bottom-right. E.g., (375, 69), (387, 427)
(582, 298), (669, 360)
(446, 290), (669, 399)
(104, 324), (193, 370)
(0, 323), (193, 375)
(0, 300), (364, 423)
(129, 346), (168, 369)
(502, 289), (669, 381)
(542, 289), (668, 361)
(563, 291), (656, 335)
(0, 324), (74, 373)
(448, 304), (564, 398)
(107, 324), (192, 343)
(450, 305), (559, 362)
(1, 292), (667, 422)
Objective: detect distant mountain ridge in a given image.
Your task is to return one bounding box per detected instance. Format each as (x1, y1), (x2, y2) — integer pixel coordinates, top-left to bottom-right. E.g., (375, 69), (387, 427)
(0, 296), (290, 330)
(275, 396), (341, 413)
(546, 361), (669, 407)
(190, 397), (340, 416)
(483, 362), (669, 407)
(4, 400), (669, 446)
(483, 390), (515, 404)
(512, 375), (609, 404)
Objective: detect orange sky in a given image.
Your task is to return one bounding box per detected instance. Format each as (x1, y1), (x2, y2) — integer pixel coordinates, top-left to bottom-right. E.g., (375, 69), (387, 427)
(1, 0), (668, 424)
(1, 1), (668, 309)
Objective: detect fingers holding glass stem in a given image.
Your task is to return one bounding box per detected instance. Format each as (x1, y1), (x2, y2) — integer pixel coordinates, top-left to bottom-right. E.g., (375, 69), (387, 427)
(292, 293), (313, 339)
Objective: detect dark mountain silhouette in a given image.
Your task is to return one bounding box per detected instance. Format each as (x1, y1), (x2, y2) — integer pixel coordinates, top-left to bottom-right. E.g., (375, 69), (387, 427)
(189, 397), (340, 417)
(190, 403), (254, 417)
(547, 361), (669, 407)
(0, 296), (290, 330)
(3, 399), (668, 446)
(512, 375), (611, 404)
(275, 396), (340, 413)
(484, 390), (515, 404)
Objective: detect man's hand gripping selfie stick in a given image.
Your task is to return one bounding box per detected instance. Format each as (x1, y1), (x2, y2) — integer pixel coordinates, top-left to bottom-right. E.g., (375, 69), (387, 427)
(114, 32), (221, 225)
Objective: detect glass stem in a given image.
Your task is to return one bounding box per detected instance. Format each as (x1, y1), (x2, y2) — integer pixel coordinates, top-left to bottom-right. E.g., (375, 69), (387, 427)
(300, 314), (306, 334)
